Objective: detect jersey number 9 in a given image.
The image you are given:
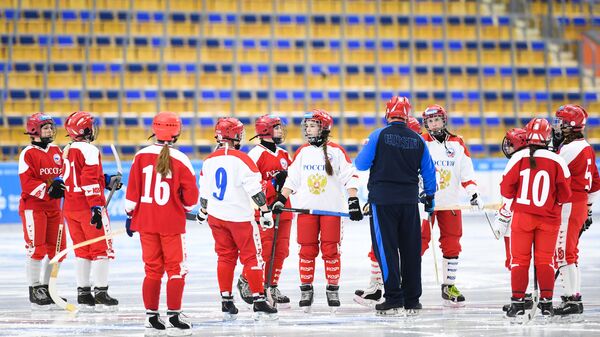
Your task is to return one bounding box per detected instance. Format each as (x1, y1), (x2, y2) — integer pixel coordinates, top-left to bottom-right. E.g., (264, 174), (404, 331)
(213, 167), (228, 200)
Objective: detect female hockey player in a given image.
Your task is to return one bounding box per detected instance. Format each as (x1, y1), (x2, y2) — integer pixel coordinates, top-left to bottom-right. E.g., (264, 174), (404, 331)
(551, 104), (600, 317)
(500, 118), (572, 320)
(197, 117), (278, 320)
(237, 114), (293, 308)
(19, 112), (67, 309)
(420, 104), (484, 307)
(354, 115), (422, 307)
(125, 112), (199, 335)
(62, 111), (120, 311)
(272, 109), (363, 312)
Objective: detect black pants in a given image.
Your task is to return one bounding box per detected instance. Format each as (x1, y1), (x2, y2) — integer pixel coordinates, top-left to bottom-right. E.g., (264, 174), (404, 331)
(370, 203), (422, 308)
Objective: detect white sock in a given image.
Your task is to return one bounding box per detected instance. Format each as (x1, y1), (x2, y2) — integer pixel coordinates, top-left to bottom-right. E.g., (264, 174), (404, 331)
(575, 264), (581, 296)
(41, 257), (53, 285)
(27, 258), (42, 286)
(559, 263), (578, 296)
(370, 260), (383, 286)
(442, 257), (458, 285)
(76, 258), (92, 288)
(92, 258), (109, 288)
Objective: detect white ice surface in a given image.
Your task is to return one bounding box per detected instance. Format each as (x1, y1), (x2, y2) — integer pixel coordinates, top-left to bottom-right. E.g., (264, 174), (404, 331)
(1, 214), (600, 337)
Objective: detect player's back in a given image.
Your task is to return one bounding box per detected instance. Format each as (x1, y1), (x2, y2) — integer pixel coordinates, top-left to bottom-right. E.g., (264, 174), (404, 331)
(63, 142), (105, 211)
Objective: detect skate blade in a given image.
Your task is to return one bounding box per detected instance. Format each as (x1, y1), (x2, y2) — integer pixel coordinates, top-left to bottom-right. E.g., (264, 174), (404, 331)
(505, 314), (527, 324)
(77, 304), (96, 312)
(353, 296), (382, 308)
(222, 313), (237, 322)
(329, 306), (340, 314)
(405, 309), (419, 317)
(95, 304), (119, 312)
(557, 314), (583, 323)
(301, 306), (312, 314)
(144, 327), (167, 336)
(253, 312), (279, 321)
(442, 299), (465, 308)
(166, 327), (192, 336)
(30, 303), (53, 311)
(275, 302), (291, 309)
(376, 308), (404, 317)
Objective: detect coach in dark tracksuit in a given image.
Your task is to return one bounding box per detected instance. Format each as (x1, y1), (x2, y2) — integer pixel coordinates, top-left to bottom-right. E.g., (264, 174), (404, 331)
(355, 96), (436, 313)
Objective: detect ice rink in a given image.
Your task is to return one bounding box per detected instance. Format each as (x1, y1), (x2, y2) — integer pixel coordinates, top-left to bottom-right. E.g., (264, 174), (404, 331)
(1, 213), (600, 337)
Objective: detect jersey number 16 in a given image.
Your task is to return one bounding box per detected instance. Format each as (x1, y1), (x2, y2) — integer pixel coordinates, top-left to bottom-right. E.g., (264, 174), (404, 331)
(140, 165), (171, 206)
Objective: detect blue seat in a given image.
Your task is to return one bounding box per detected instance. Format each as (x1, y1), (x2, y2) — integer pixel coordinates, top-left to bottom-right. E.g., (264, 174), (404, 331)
(126, 90), (141, 100)
(49, 90), (65, 100)
(7, 116), (24, 126)
(469, 144), (485, 154)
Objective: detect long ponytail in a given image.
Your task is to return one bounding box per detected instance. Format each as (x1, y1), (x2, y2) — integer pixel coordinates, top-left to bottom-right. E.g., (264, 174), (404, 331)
(321, 130), (333, 176)
(156, 143), (171, 177)
(528, 146), (537, 169)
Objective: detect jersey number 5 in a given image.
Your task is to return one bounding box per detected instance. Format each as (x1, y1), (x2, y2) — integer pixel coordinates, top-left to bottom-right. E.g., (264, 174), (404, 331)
(516, 168), (550, 207)
(140, 165), (170, 206)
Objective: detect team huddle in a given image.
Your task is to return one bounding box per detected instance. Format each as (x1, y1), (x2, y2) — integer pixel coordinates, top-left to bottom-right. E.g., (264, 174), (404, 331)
(17, 98), (598, 335)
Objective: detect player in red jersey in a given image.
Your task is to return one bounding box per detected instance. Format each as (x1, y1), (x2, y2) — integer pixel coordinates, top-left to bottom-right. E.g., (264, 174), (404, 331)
(551, 104), (600, 316)
(237, 115), (293, 308)
(125, 112), (198, 335)
(19, 112), (67, 309)
(500, 118), (572, 320)
(62, 111), (120, 311)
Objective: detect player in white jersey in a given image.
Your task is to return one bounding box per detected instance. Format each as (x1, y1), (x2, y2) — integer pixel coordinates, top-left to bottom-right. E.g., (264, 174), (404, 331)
(420, 104), (484, 306)
(197, 117), (277, 320)
(272, 109), (363, 312)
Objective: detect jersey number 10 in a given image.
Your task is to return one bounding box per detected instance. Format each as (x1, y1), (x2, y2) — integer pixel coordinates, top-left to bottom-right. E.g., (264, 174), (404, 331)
(516, 168), (550, 207)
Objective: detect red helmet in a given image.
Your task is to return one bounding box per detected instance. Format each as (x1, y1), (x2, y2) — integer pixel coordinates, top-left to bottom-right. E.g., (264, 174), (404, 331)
(407, 116), (421, 133)
(554, 104), (587, 133)
(152, 112), (181, 142)
(254, 114), (285, 144)
(65, 111), (96, 141)
(303, 109), (333, 145)
(422, 104), (448, 136)
(385, 96), (411, 121)
(502, 128), (527, 158)
(215, 117), (244, 143)
(25, 112), (55, 141)
(525, 118), (552, 146)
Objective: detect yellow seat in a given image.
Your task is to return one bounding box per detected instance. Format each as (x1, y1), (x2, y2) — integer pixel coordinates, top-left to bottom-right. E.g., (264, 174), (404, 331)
(17, 19), (51, 34)
(346, 0), (376, 14)
(127, 101), (157, 115)
(55, 19), (89, 35)
(199, 73), (232, 89)
(161, 73), (195, 90)
(170, 0), (202, 12)
(201, 47), (234, 63)
(161, 100), (194, 113)
(311, 0), (342, 13)
(377, 49), (410, 64)
(205, 0), (237, 11)
(89, 45), (122, 62)
(93, 19), (127, 35)
(21, 0), (54, 9)
(52, 45), (85, 62)
(275, 0), (307, 13)
(0, 0), (19, 9)
(272, 48), (304, 63)
(127, 46), (159, 63)
(238, 48), (269, 63)
(414, 49), (443, 65)
(164, 46), (198, 62)
(131, 22), (163, 37)
(5, 99), (40, 115)
(381, 0), (410, 13)
(48, 72), (83, 89)
(308, 48), (340, 64)
(167, 22), (200, 37)
(203, 22), (236, 38)
(377, 75), (410, 92)
(136, 0), (166, 11)
(13, 46), (47, 62)
(8, 73), (41, 89)
(239, 22), (270, 38)
(95, 0), (128, 10)
(414, 1), (444, 15)
(379, 24), (409, 40)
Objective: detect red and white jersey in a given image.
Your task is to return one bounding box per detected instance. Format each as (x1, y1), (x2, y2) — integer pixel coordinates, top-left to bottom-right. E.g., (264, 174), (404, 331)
(62, 141), (106, 211)
(18, 144), (63, 212)
(556, 139), (600, 204)
(247, 144), (293, 220)
(199, 147), (263, 222)
(284, 142), (359, 212)
(500, 148), (572, 219)
(125, 144), (199, 234)
(422, 134), (478, 207)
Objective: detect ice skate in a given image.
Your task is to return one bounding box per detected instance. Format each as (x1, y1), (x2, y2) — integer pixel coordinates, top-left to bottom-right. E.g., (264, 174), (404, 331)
(554, 295), (584, 322)
(253, 295), (278, 321)
(299, 284), (314, 313)
(77, 287), (95, 311)
(237, 275), (253, 305)
(29, 285), (53, 310)
(353, 281), (383, 307)
(39, 284), (67, 309)
(503, 293), (533, 312)
(268, 285), (291, 309)
(94, 286), (119, 311)
(441, 284), (465, 307)
(405, 302), (422, 317)
(375, 301), (403, 316)
(145, 310), (167, 336)
(505, 297), (526, 323)
(537, 297), (554, 321)
(221, 295), (238, 321)
(326, 285), (340, 313)
(166, 310), (192, 336)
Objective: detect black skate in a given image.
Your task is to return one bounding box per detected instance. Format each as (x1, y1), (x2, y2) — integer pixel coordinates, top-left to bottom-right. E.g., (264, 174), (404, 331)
(554, 295), (583, 321)
(94, 286), (118, 311)
(145, 310), (167, 336)
(505, 297), (525, 322)
(405, 302), (422, 316)
(77, 286), (95, 311)
(299, 284), (314, 313)
(253, 295), (278, 321)
(375, 300), (403, 316)
(268, 285), (291, 309)
(538, 298), (554, 317)
(237, 276), (253, 305)
(503, 293), (533, 312)
(353, 282), (383, 307)
(221, 295), (238, 321)
(39, 284), (67, 307)
(326, 285), (340, 312)
(29, 285), (53, 309)
(167, 310), (192, 336)
(441, 284), (465, 307)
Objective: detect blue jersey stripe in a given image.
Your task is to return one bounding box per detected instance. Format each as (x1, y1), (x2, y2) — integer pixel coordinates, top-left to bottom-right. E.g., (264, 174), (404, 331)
(371, 203), (389, 282)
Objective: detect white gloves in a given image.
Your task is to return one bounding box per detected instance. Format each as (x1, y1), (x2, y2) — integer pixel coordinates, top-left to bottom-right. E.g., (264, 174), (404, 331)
(470, 192), (484, 211)
(492, 203), (512, 240)
(196, 210), (208, 226)
(260, 209), (274, 230)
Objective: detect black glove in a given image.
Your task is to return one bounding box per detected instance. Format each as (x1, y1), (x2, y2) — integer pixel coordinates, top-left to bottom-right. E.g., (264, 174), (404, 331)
(104, 173), (123, 191)
(90, 206), (103, 230)
(271, 193), (287, 215)
(272, 170), (288, 192)
(125, 217), (135, 237)
(362, 203), (371, 216)
(47, 178), (65, 199)
(583, 205), (592, 232)
(420, 194), (435, 214)
(196, 210), (208, 226)
(348, 197), (363, 221)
